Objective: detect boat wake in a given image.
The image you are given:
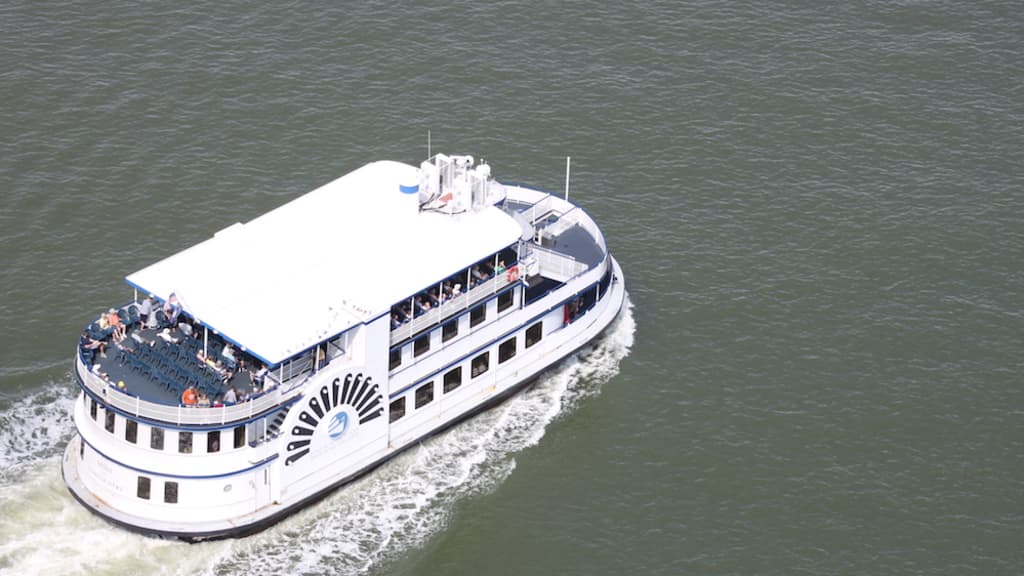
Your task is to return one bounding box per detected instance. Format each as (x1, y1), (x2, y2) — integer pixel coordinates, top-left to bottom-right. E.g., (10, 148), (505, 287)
(0, 298), (634, 576)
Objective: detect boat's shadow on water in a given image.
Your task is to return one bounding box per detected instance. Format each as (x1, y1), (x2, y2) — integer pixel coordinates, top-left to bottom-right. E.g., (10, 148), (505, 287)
(0, 298), (634, 576)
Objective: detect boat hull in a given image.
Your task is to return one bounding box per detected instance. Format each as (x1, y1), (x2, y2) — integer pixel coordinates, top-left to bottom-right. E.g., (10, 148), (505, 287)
(63, 257), (627, 542)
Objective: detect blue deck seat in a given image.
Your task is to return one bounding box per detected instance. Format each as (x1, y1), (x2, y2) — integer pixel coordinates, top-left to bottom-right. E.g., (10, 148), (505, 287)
(127, 305), (140, 325)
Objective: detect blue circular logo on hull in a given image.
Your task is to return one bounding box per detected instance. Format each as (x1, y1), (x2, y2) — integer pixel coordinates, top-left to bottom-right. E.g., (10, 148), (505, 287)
(328, 412), (349, 440)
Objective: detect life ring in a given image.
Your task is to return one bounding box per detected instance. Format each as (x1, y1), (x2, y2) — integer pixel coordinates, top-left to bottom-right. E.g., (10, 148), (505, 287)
(505, 265), (519, 283)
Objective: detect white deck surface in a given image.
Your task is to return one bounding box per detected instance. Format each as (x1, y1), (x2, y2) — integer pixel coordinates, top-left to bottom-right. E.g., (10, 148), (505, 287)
(127, 160), (521, 364)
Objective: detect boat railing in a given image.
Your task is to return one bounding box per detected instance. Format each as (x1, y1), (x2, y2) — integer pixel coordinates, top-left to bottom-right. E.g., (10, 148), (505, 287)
(528, 245), (589, 282)
(503, 184), (607, 254)
(76, 354), (301, 426)
(389, 269), (519, 347)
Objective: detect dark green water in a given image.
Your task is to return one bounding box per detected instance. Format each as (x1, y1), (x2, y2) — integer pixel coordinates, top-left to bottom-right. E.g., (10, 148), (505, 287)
(1, 2), (1021, 575)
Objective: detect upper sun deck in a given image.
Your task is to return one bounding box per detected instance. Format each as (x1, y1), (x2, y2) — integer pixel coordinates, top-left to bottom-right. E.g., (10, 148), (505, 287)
(126, 156), (523, 365)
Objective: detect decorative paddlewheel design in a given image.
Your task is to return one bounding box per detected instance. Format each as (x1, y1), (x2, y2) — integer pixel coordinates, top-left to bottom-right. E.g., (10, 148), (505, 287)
(285, 372), (382, 465)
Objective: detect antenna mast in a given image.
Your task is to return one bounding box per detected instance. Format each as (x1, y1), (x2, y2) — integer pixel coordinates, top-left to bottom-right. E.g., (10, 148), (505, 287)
(564, 156), (571, 202)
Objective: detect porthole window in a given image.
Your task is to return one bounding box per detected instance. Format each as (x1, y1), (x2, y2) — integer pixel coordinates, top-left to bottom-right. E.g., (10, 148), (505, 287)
(415, 381), (434, 409)
(470, 304), (486, 327)
(137, 476), (151, 499)
(151, 427), (164, 450)
(497, 289), (514, 313)
(89, 399), (97, 420)
(525, 322), (543, 348)
(178, 431), (192, 454)
(234, 425), (246, 449)
(443, 366), (462, 393)
(389, 348), (402, 370)
(390, 397), (406, 422)
(164, 481), (178, 504)
(207, 430), (220, 453)
(125, 420), (138, 444)
(471, 352), (490, 378)
(104, 410), (115, 433)
(499, 338), (517, 363)
(442, 319), (458, 342)
(414, 334), (430, 357)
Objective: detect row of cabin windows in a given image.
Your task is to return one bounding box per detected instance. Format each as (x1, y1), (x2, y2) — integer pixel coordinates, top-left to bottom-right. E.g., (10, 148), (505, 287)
(136, 476), (178, 503)
(392, 288), (517, 371)
(389, 320), (543, 423)
(89, 397), (246, 453)
(77, 438), (180, 503)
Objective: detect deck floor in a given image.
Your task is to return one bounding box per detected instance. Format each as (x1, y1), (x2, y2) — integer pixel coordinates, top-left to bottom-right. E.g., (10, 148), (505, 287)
(89, 324), (259, 407)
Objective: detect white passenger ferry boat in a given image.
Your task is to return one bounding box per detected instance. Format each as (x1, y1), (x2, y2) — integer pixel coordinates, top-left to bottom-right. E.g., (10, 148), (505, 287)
(62, 153), (626, 541)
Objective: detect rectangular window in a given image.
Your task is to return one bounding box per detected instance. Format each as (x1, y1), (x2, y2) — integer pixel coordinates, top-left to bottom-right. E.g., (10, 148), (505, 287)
(470, 304), (486, 328)
(90, 398), (97, 420)
(472, 352), (490, 378)
(125, 420), (138, 444)
(390, 397), (406, 422)
(389, 348), (402, 370)
(414, 334), (430, 357)
(150, 427), (164, 450)
(234, 426), (246, 449)
(497, 289), (514, 313)
(415, 381), (434, 409)
(207, 430), (220, 453)
(499, 338), (517, 363)
(104, 410), (115, 433)
(178, 431), (192, 454)
(443, 366), (462, 393)
(164, 481), (178, 504)
(442, 319), (458, 342)
(525, 322), (543, 348)
(137, 476), (151, 500)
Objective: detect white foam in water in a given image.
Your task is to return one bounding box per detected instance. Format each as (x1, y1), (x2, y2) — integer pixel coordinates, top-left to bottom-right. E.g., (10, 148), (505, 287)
(206, 297), (635, 576)
(0, 380), (79, 487)
(0, 299), (634, 576)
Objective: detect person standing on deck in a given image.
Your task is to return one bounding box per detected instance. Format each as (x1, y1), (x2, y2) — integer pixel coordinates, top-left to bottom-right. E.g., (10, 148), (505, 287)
(138, 296), (154, 329)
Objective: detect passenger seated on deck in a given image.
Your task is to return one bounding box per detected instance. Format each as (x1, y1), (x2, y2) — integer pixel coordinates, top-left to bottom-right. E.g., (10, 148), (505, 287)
(222, 386), (238, 404)
(425, 288), (441, 307)
(181, 385), (198, 406)
(91, 363), (110, 381)
(414, 295), (432, 315)
(196, 350), (214, 370)
(197, 392), (211, 407)
(471, 266), (487, 285)
(396, 303), (411, 322)
(80, 330), (107, 359)
(158, 327), (178, 344)
(95, 311), (115, 340)
(494, 260), (506, 275)
(250, 363), (268, 391)
(107, 309), (127, 342)
(214, 360), (232, 382)
(221, 343), (236, 363)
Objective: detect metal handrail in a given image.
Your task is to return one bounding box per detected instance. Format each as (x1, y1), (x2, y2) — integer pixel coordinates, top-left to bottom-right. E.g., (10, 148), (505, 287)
(76, 354), (301, 427)
(389, 269), (519, 347)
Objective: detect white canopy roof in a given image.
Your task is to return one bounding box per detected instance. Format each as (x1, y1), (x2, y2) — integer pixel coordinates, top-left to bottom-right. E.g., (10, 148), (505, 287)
(126, 160), (521, 365)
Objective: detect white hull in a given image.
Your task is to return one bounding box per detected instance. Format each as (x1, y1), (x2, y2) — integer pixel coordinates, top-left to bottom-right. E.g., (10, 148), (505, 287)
(62, 156), (626, 541)
(63, 258), (625, 540)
